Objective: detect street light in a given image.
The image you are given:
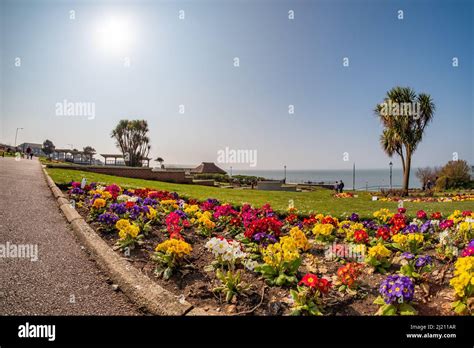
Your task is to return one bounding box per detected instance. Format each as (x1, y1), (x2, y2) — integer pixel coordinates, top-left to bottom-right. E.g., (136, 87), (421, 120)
(230, 166), (232, 177)
(14, 128), (23, 147)
(389, 161), (393, 190)
(284, 165), (287, 184)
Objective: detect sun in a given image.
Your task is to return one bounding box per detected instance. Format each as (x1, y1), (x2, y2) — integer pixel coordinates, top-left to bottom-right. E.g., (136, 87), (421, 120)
(95, 14), (134, 54)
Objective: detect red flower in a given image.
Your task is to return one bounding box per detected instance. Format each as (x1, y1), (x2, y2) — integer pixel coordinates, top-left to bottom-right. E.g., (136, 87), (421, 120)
(321, 216), (337, 227)
(285, 214), (298, 224)
(354, 230), (369, 244)
(416, 210), (427, 219)
(125, 201), (135, 209)
(398, 207), (407, 214)
(299, 273), (319, 288)
(337, 263), (362, 288)
(431, 212), (442, 220)
(376, 226), (392, 241)
(244, 216), (283, 239)
(299, 273), (332, 294)
(317, 278), (332, 294)
(462, 210), (472, 217)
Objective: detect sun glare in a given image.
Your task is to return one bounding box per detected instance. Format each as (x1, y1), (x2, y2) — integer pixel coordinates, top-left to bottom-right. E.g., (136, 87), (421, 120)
(95, 14), (134, 54)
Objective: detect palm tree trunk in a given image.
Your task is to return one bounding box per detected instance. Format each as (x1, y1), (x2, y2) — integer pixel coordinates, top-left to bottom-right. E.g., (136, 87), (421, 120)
(402, 149), (412, 196)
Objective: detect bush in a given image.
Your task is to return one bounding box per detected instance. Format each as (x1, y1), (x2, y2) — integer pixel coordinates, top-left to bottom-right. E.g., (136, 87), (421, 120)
(435, 160), (471, 190)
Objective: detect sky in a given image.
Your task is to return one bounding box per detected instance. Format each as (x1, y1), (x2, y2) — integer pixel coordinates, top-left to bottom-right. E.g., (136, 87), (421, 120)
(0, 0), (472, 170)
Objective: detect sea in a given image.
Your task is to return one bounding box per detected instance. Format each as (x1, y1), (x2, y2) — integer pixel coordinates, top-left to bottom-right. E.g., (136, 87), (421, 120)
(230, 168), (422, 190)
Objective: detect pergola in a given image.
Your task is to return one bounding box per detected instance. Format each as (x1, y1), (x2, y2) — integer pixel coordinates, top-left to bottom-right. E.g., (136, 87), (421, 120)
(100, 154), (151, 167)
(53, 149), (91, 163)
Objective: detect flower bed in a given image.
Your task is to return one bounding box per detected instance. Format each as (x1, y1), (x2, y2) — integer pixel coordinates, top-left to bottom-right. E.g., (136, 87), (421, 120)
(66, 181), (474, 315)
(378, 193), (474, 203)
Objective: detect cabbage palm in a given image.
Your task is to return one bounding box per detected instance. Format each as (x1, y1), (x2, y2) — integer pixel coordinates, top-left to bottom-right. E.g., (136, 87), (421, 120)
(375, 87), (435, 195)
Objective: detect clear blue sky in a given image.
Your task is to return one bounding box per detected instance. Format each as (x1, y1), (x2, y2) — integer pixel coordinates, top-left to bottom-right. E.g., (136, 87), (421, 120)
(1, 0), (472, 170)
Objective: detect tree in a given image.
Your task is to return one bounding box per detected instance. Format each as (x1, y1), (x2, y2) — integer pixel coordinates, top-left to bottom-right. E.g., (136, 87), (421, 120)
(42, 139), (55, 159)
(111, 120), (151, 167)
(436, 160), (471, 190)
(416, 166), (440, 188)
(83, 146), (96, 164)
(375, 87), (435, 195)
(156, 157), (164, 168)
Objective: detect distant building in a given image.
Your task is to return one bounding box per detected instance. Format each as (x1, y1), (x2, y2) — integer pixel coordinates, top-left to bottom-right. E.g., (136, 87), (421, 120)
(18, 143), (45, 156)
(154, 162), (227, 175)
(191, 162), (227, 175)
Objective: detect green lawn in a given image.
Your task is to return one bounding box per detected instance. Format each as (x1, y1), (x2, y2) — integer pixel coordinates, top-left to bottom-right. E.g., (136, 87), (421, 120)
(46, 167), (473, 219)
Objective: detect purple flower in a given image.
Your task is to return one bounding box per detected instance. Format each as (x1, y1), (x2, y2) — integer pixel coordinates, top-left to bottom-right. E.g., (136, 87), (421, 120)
(420, 220), (432, 233)
(174, 210), (187, 219)
(401, 252), (415, 260)
(349, 213), (359, 222)
(253, 232), (277, 246)
(97, 212), (119, 225)
(363, 220), (378, 230)
(403, 224), (419, 234)
(415, 255), (432, 268)
(110, 203), (127, 215)
(143, 197), (157, 206)
(379, 275), (414, 304)
(71, 187), (85, 195)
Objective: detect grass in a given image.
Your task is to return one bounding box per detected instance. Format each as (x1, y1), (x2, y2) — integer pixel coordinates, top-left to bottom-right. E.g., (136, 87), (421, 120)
(46, 167), (473, 219)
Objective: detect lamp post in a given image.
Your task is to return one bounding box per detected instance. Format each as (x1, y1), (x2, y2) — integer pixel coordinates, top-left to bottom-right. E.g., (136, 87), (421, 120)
(284, 165), (287, 184)
(14, 127), (23, 148)
(230, 166), (232, 177)
(389, 161), (393, 190)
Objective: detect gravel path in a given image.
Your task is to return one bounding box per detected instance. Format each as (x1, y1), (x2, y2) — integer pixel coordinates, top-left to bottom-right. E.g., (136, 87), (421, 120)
(0, 157), (141, 315)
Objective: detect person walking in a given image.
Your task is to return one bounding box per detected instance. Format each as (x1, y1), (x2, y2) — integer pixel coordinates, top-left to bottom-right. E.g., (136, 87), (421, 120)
(26, 147), (32, 160)
(339, 180), (345, 193)
(334, 181), (339, 194)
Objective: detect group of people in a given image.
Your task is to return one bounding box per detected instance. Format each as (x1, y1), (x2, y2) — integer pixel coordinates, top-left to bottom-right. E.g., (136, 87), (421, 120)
(334, 180), (345, 193)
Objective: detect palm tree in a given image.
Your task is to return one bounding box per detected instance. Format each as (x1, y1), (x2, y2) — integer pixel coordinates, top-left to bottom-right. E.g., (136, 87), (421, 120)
(375, 87), (435, 195)
(83, 146), (96, 164)
(111, 120), (151, 167)
(156, 157), (164, 168)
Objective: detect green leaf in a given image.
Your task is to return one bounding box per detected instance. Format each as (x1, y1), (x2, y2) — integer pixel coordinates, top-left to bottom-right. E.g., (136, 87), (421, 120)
(382, 304), (397, 316)
(163, 267), (173, 280)
(399, 303), (417, 315)
(373, 296), (386, 305)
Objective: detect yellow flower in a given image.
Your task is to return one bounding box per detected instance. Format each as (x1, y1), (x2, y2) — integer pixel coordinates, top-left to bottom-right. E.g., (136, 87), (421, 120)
(101, 191), (112, 200)
(160, 199), (179, 209)
(155, 239), (193, 258)
(196, 211), (216, 229)
(367, 243), (391, 259)
(407, 233), (424, 244)
(184, 204), (200, 217)
(120, 224), (140, 239)
(450, 256), (474, 297)
(146, 206), (157, 220)
(92, 198), (106, 209)
(312, 223), (334, 237)
(373, 208), (394, 223)
(289, 226), (310, 251)
(392, 233), (407, 245)
(115, 219), (131, 231)
(262, 236), (300, 267)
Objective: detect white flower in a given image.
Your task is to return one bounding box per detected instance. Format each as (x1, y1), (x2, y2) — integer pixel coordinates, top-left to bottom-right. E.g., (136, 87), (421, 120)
(243, 259), (258, 271)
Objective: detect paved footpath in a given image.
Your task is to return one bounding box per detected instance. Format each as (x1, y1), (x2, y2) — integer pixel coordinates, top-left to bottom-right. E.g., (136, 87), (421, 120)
(0, 157), (141, 315)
